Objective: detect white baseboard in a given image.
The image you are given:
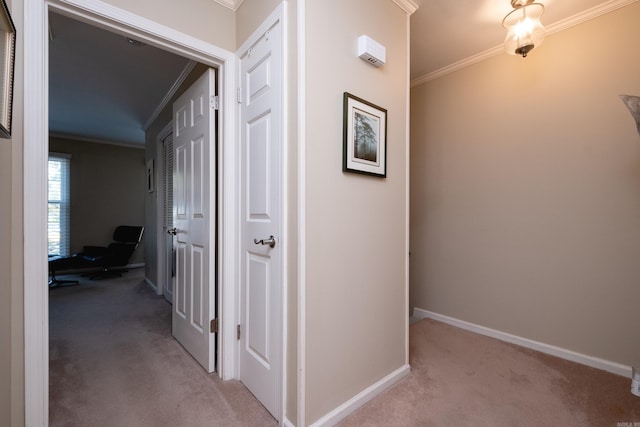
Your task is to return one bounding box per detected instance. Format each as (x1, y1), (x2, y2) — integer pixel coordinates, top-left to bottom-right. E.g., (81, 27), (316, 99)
(283, 417), (296, 427)
(126, 262), (145, 269)
(309, 364), (410, 427)
(412, 308), (631, 378)
(144, 277), (158, 293)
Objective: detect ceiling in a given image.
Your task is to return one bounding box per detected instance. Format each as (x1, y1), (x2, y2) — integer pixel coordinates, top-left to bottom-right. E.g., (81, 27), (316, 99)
(48, 0), (624, 146)
(49, 12), (191, 146)
(409, 0), (626, 80)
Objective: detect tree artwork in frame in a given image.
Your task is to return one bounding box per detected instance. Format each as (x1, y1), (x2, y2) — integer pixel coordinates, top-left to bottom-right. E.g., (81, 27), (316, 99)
(343, 92), (387, 177)
(0, 0), (15, 139)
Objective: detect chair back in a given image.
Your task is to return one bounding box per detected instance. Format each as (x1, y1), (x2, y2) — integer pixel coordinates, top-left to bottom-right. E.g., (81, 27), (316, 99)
(112, 226), (144, 244)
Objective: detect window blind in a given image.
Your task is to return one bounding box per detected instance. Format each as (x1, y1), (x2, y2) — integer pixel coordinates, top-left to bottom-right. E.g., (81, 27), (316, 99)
(48, 153), (71, 256)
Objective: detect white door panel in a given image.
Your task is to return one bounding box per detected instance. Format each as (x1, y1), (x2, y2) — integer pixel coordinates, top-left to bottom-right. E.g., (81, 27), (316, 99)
(239, 19), (283, 419)
(172, 68), (217, 373)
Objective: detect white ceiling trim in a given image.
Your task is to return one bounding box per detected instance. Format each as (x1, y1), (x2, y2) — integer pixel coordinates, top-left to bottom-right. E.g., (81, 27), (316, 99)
(212, 0), (245, 11)
(411, 0), (639, 87)
(392, 0), (419, 15)
(144, 60), (198, 131)
(411, 45), (503, 87)
(545, 0), (639, 35)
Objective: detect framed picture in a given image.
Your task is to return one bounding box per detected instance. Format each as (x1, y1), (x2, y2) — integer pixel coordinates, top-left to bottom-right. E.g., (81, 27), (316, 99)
(146, 158), (155, 193)
(0, 0), (15, 139)
(343, 92), (387, 177)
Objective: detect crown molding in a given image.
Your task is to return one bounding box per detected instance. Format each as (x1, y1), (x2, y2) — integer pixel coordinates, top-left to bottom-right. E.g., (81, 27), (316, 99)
(144, 60), (197, 131)
(411, 45), (503, 87)
(392, 0), (419, 15)
(216, 0), (417, 14)
(411, 0), (639, 87)
(212, 0), (245, 11)
(544, 0), (638, 35)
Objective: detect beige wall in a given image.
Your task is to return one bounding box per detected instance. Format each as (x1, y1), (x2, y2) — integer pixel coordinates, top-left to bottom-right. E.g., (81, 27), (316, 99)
(4, 0), (24, 423)
(49, 138), (146, 264)
(410, 2), (640, 368)
(236, 0), (281, 47)
(303, 0), (409, 423)
(101, 0), (236, 52)
(0, 129), (13, 425)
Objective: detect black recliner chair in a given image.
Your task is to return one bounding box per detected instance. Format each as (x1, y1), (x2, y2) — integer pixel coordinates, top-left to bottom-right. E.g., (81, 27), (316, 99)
(78, 225), (144, 280)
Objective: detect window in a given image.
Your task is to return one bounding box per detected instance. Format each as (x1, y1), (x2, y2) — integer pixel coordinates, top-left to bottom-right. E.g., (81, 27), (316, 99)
(48, 153), (71, 256)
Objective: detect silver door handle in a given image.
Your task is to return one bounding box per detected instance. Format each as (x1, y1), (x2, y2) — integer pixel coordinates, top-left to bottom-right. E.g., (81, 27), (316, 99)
(167, 228), (178, 236)
(253, 235), (276, 248)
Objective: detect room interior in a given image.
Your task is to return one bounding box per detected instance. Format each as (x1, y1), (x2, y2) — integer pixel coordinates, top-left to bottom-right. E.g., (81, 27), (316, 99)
(3, 0), (640, 426)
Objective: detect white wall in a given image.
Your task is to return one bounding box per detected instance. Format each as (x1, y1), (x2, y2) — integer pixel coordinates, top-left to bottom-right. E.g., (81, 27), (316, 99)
(410, 2), (640, 368)
(303, 0), (409, 423)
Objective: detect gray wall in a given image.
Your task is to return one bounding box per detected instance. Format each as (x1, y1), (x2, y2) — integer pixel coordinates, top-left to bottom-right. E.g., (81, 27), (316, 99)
(49, 138), (146, 265)
(410, 2), (640, 368)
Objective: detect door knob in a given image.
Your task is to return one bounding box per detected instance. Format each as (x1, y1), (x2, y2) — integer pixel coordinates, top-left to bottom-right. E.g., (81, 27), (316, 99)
(167, 228), (178, 236)
(253, 235), (276, 248)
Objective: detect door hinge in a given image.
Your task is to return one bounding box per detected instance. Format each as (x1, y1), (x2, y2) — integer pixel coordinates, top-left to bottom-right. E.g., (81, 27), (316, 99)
(210, 95), (219, 110)
(237, 324), (241, 340)
(210, 318), (218, 334)
(237, 87), (242, 104)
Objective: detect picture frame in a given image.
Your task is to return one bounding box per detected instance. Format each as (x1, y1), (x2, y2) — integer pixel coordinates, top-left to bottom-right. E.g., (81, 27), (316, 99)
(343, 92), (387, 177)
(146, 158), (155, 193)
(0, 0), (15, 139)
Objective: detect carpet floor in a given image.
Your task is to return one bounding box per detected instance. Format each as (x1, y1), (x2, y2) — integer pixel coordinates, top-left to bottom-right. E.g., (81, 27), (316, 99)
(49, 268), (277, 427)
(339, 318), (640, 427)
(51, 270), (640, 426)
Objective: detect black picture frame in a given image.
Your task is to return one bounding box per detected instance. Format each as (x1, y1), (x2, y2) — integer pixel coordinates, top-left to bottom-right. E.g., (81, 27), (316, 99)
(343, 92), (387, 177)
(0, 0), (15, 139)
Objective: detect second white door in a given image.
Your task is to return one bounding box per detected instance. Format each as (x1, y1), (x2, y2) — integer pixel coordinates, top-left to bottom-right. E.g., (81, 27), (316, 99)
(172, 68), (217, 373)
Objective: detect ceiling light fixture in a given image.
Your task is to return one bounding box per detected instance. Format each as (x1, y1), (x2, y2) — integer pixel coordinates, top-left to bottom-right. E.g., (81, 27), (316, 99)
(502, 0), (545, 58)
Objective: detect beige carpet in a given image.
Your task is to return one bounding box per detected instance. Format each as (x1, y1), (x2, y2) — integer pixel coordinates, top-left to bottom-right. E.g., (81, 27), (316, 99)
(340, 318), (640, 426)
(51, 270), (640, 426)
(49, 268), (277, 427)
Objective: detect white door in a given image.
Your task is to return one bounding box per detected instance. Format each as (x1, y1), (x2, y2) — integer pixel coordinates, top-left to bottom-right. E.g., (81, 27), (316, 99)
(239, 20), (283, 419)
(172, 68), (217, 373)
(163, 132), (175, 304)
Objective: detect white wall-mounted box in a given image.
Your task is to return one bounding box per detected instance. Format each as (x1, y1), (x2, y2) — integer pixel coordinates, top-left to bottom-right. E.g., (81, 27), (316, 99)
(358, 35), (386, 67)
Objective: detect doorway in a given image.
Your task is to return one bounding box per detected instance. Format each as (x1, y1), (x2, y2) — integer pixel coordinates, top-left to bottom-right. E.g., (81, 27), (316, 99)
(25, 1), (240, 424)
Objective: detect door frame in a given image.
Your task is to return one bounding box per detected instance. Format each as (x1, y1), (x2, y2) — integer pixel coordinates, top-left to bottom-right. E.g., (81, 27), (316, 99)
(24, 0), (239, 424)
